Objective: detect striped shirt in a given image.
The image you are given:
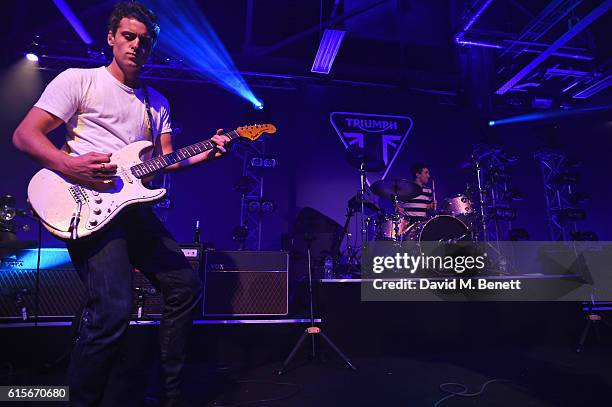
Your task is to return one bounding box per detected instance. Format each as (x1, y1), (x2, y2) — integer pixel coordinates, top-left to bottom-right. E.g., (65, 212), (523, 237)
(400, 187), (432, 218)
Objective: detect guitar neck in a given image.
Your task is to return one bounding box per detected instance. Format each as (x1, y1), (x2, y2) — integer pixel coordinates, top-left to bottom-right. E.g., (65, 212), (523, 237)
(130, 130), (241, 178)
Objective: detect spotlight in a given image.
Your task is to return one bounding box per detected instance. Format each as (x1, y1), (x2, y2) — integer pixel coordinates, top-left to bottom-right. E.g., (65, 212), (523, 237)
(488, 120), (495, 127)
(253, 100), (264, 110)
(249, 156), (277, 168)
(250, 157), (263, 168)
(263, 158), (277, 168)
(552, 208), (586, 221)
(247, 200), (261, 213)
(0, 195), (17, 223)
(261, 200), (275, 213)
(25, 53), (39, 62)
(552, 172), (580, 185)
(245, 199), (275, 214)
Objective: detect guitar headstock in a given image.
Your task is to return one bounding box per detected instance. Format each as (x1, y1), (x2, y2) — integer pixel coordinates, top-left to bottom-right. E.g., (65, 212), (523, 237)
(236, 124), (277, 141)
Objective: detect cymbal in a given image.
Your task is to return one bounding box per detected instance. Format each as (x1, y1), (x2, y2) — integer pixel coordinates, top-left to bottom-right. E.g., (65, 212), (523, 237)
(370, 179), (421, 201)
(344, 146), (385, 172)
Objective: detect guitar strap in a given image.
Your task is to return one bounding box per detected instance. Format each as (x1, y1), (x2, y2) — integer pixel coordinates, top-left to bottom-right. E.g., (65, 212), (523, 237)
(142, 85), (156, 146)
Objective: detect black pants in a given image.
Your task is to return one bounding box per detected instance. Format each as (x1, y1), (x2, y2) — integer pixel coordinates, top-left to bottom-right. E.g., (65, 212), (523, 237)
(66, 207), (201, 406)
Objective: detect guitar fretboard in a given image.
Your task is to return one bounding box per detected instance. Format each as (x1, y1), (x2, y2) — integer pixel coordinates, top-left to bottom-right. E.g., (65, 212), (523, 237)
(130, 130), (241, 178)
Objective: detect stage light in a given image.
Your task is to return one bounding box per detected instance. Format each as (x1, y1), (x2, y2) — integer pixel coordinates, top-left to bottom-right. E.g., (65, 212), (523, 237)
(489, 206), (516, 221)
(552, 208), (587, 221)
(488, 120), (495, 127)
(253, 100), (264, 110)
(25, 53), (39, 63)
(311, 29), (345, 74)
(247, 200), (261, 213)
(143, 0), (261, 107)
(486, 103), (612, 126)
(261, 200), (275, 213)
(263, 158), (277, 168)
(569, 192), (590, 205)
(552, 172), (580, 185)
(245, 199), (275, 213)
(250, 156), (277, 168)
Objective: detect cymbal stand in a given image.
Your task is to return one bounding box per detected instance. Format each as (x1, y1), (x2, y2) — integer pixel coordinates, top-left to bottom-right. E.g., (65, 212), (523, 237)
(474, 159), (512, 274)
(475, 160), (488, 242)
(392, 193), (402, 242)
(359, 163), (368, 245)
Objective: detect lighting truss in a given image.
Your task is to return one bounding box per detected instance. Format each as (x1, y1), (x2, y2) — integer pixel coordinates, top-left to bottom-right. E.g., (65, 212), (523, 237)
(534, 149), (583, 241)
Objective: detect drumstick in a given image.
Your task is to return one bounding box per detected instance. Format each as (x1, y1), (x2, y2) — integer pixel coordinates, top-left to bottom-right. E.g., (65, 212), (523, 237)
(431, 179), (437, 206)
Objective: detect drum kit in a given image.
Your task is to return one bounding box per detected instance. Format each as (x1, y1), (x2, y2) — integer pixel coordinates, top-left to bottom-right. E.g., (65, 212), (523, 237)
(366, 178), (473, 244)
(342, 146), (477, 248)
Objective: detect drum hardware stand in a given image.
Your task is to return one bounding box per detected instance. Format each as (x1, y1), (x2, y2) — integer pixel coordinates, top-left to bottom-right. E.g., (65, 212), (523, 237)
(359, 163), (368, 245)
(475, 160), (488, 243)
(391, 194), (403, 242)
(278, 234), (357, 374)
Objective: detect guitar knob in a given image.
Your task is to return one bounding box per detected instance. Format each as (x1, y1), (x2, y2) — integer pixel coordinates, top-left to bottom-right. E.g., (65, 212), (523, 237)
(89, 219), (98, 226)
(91, 191), (100, 196)
(94, 197), (103, 204)
(93, 208), (102, 215)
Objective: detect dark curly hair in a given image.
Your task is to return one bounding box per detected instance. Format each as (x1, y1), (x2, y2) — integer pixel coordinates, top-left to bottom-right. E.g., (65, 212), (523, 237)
(108, 1), (159, 40)
(410, 162), (429, 178)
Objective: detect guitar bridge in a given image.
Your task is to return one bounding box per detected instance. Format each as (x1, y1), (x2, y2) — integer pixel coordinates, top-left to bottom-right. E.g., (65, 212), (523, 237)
(69, 185), (89, 204)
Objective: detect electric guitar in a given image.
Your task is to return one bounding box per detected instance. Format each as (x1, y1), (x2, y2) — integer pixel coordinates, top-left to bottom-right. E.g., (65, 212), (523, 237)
(27, 124), (276, 240)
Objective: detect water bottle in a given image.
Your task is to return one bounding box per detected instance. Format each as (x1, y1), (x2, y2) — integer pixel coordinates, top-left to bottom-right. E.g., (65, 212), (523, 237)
(323, 255), (334, 279)
(194, 220), (201, 243)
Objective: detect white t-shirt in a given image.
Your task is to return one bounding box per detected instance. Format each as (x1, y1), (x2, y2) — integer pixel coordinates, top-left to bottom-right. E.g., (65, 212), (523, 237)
(34, 66), (172, 156)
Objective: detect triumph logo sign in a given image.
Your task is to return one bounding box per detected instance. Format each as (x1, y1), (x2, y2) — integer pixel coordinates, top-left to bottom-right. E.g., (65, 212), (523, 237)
(330, 112), (413, 182)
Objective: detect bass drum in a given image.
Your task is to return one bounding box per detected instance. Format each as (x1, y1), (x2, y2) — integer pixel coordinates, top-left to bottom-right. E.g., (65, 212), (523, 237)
(404, 215), (468, 243)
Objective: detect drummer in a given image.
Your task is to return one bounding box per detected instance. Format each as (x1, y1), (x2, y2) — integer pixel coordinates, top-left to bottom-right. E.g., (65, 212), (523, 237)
(395, 163), (436, 223)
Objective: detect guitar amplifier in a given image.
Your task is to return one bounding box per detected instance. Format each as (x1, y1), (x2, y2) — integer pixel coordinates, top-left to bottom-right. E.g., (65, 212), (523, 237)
(0, 248), (83, 320)
(0, 244), (203, 321)
(203, 251), (289, 316)
(133, 243), (203, 319)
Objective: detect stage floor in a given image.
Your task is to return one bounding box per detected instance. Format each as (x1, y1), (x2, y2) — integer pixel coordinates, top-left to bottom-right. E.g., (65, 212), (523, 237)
(3, 336), (611, 406)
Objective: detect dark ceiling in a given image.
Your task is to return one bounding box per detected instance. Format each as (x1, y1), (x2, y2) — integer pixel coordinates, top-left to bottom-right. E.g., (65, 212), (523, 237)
(5, 0), (612, 106)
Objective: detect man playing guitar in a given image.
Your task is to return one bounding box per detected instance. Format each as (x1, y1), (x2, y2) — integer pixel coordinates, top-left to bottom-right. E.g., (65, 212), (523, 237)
(12, 2), (229, 406)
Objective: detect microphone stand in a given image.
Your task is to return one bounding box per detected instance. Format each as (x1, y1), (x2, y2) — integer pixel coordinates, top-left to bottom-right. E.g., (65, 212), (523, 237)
(277, 233), (357, 375)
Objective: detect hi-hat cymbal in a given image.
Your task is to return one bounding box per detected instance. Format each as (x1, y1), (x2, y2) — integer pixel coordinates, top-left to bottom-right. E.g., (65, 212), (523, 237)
(344, 146), (385, 172)
(370, 179), (421, 201)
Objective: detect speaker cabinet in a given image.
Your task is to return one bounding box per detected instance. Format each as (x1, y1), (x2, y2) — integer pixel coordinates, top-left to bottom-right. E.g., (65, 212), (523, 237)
(203, 251), (288, 316)
(0, 244), (203, 321)
(133, 243), (203, 319)
(0, 248), (83, 320)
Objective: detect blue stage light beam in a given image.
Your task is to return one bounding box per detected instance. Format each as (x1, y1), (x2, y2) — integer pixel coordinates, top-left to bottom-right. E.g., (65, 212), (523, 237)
(52, 0), (93, 45)
(489, 104), (612, 126)
(143, 0), (260, 107)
